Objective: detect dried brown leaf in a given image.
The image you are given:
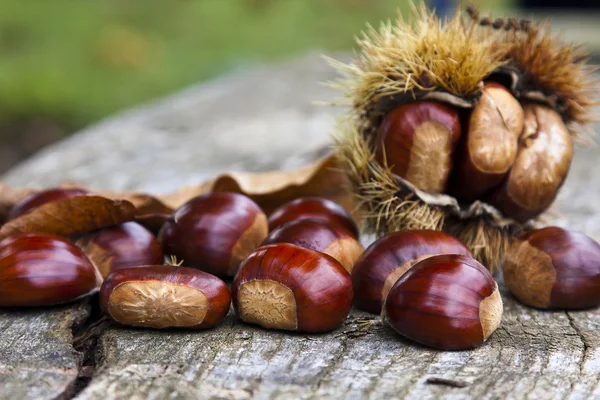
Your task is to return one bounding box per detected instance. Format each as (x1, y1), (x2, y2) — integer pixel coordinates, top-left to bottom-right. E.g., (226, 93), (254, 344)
(160, 154), (356, 216)
(0, 154), (355, 230)
(0, 196), (136, 240)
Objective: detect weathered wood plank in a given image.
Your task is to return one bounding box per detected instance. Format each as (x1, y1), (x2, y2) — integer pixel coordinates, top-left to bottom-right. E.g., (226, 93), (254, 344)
(0, 303), (89, 400)
(1, 53), (599, 400)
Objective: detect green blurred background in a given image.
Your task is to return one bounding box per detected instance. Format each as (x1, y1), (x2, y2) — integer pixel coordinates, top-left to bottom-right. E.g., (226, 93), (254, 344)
(0, 0), (529, 172)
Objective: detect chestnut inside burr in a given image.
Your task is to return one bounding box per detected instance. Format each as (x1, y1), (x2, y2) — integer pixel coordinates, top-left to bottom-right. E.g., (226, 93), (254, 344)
(107, 280), (209, 329)
(237, 280), (298, 330)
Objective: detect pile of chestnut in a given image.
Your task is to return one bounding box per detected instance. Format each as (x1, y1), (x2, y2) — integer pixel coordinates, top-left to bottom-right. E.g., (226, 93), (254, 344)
(1, 187), (599, 351)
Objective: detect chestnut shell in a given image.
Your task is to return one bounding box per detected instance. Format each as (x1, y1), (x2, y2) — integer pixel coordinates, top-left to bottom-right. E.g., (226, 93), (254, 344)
(0, 232), (97, 307)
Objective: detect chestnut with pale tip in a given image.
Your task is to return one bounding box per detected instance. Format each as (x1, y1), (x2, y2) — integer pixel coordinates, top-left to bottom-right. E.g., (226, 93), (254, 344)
(503, 227), (600, 309)
(383, 254), (502, 350)
(159, 192), (268, 277)
(352, 230), (473, 314)
(451, 82), (524, 200)
(232, 243), (353, 333)
(8, 188), (89, 220)
(76, 221), (164, 279)
(374, 100), (462, 194)
(0, 232), (98, 307)
(261, 219), (363, 274)
(488, 103), (573, 223)
(267, 197), (359, 238)
(100, 265), (231, 329)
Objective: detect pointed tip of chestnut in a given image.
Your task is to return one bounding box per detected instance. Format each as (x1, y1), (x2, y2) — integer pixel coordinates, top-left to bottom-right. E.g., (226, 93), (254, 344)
(262, 219), (363, 274)
(76, 222), (163, 279)
(0, 232), (97, 307)
(352, 230), (473, 314)
(267, 197), (359, 238)
(374, 100), (461, 194)
(7, 188), (89, 220)
(100, 265), (231, 329)
(383, 254), (502, 350)
(503, 227), (600, 310)
(159, 192), (268, 277)
(232, 243), (353, 333)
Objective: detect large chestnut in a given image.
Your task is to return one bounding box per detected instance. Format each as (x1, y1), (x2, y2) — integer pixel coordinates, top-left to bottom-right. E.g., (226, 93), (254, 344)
(503, 227), (600, 309)
(100, 265), (231, 329)
(267, 197), (359, 238)
(489, 103), (573, 223)
(159, 192), (268, 277)
(451, 82), (524, 199)
(0, 232), (98, 307)
(261, 219), (363, 273)
(76, 222), (163, 279)
(232, 243), (353, 333)
(374, 100), (462, 194)
(7, 188), (89, 220)
(383, 254), (502, 350)
(352, 230), (473, 314)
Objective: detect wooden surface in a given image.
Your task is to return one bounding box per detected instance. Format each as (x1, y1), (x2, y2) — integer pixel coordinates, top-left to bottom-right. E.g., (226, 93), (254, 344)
(1, 53), (600, 400)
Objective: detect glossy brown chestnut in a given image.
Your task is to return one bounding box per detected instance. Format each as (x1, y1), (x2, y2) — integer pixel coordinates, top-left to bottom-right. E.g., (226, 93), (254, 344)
(267, 197), (359, 238)
(503, 227), (600, 309)
(159, 192), (268, 277)
(451, 82), (524, 199)
(7, 188), (89, 220)
(261, 219), (363, 273)
(374, 100), (461, 194)
(232, 243), (353, 333)
(352, 230), (473, 314)
(0, 232), (98, 307)
(383, 254), (502, 350)
(76, 222), (163, 279)
(100, 265), (231, 329)
(488, 103), (573, 223)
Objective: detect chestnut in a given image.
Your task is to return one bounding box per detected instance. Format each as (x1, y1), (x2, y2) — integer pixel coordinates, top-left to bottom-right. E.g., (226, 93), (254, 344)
(159, 192), (268, 277)
(503, 227), (600, 309)
(451, 82), (524, 199)
(7, 188), (89, 220)
(383, 254), (502, 350)
(261, 219), (363, 273)
(100, 265), (231, 329)
(488, 103), (573, 223)
(374, 100), (461, 194)
(76, 222), (163, 279)
(232, 243), (353, 333)
(267, 197), (359, 238)
(352, 230), (473, 314)
(0, 232), (98, 307)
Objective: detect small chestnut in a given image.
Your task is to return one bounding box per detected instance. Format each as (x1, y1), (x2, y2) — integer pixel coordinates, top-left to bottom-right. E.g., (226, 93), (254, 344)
(0, 232), (98, 307)
(451, 82), (524, 200)
(76, 222), (164, 279)
(352, 230), (473, 314)
(100, 265), (231, 329)
(159, 192), (268, 277)
(7, 188), (89, 220)
(232, 243), (353, 333)
(267, 197), (359, 238)
(503, 227), (600, 309)
(488, 103), (573, 223)
(383, 254), (502, 350)
(261, 219), (363, 273)
(374, 100), (462, 194)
